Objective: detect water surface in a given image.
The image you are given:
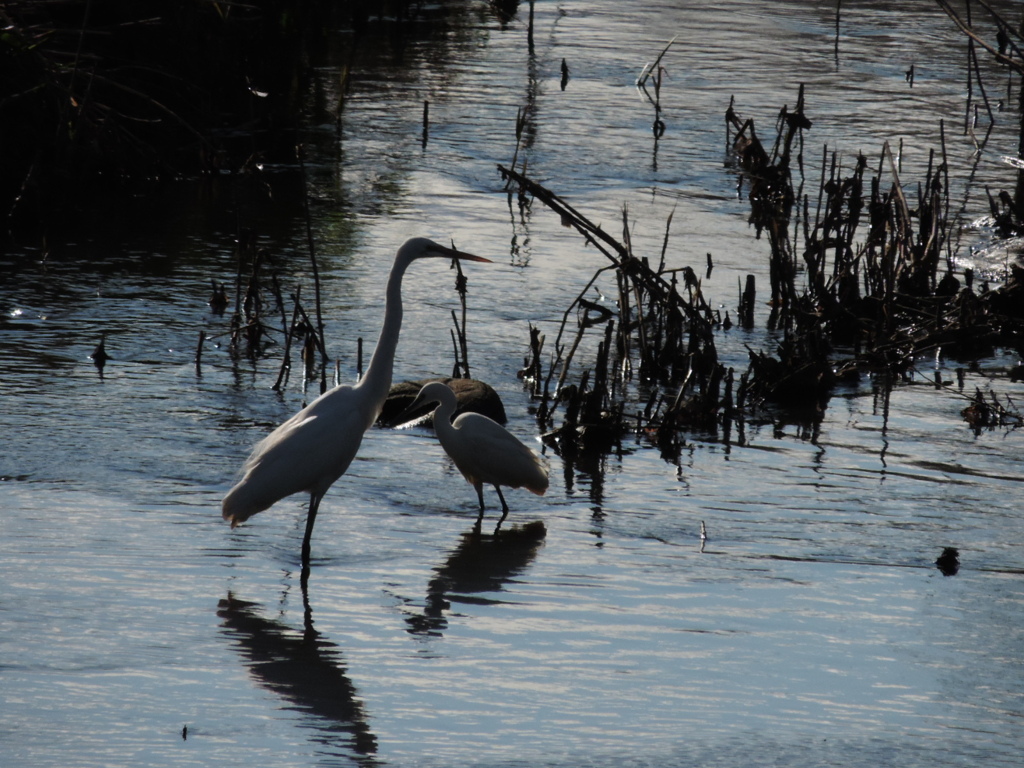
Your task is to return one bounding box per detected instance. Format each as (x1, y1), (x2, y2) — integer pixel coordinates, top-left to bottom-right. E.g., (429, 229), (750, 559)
(3, 1), (1024, 766)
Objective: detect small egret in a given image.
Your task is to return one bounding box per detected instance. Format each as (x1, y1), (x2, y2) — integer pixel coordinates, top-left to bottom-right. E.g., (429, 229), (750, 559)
(404, 381), (548, 527)
(222, 238), (491, 570)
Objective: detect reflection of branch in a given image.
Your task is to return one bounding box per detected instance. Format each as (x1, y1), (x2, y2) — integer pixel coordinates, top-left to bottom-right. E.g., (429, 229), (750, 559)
(217, 594), (379, 759)
(405, 521), (547, 637)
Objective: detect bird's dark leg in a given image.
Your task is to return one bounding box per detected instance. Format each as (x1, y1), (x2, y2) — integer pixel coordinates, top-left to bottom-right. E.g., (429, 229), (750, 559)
(475, 484), (486, 518)
(473, 483), (486, 534)
(300, 493), (322, 587)
(494, 485), (509, 531)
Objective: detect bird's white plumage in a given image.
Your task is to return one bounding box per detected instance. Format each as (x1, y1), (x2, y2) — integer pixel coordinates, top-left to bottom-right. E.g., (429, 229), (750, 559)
(222, 384), (374, 525)
(221, 237), (491, 567)
(409, 381), (548, 518)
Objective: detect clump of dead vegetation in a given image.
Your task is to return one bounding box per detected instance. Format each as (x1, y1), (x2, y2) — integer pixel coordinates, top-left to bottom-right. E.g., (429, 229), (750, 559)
(504, 5), (1024, 456)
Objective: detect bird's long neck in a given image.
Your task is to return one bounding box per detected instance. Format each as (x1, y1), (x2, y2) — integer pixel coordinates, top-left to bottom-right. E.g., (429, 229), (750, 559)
(431, 393), (458, 439)
(358, 256), (410, 414)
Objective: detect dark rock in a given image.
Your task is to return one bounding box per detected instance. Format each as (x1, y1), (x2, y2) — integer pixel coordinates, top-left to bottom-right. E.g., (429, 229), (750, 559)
(935, 547), (960, 577)
(379, 377), (507, 426)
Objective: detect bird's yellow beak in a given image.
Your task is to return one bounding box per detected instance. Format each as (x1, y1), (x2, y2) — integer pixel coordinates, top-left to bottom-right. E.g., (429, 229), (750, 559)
(431, 243), (492, 263)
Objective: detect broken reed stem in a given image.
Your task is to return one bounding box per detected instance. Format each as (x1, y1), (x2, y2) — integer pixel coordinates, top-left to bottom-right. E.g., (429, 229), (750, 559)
(960, 4), (997, 141)
(499, 164), (627, 264)
(882, 140), (914, 276)
(542, 265), (616, 401)
(553, 310), (591, 404)
(296, 144), (328, 393)
(616, 263), (631, 363)
(966, 31), (974, 135)
(937, 120), (954, 273)
(452, 257), (471, 377)
(194, 329), (205, 375)
(450, 310), (469, 378)
(523, 323), (545, 398)
(229, 231), (250, 350)
(636, 36), (677, 90)
(631, 277), (650, 376)
(449, 327), (463, 378)
(527, 0), (535, 54)
(499, 164), (711, 329)
(270, 273), (288, 340)
(506, 106), (529, 185)
(273, 285), (303, 392)
(725, 95), (735, 155)
(738, 275), (756, 329)
(229, 229), (276, 356)
(658, 205), (675, 273)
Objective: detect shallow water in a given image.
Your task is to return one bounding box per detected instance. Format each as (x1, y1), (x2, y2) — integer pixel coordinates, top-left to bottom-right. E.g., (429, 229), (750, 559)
(3, 1), (1024, 766)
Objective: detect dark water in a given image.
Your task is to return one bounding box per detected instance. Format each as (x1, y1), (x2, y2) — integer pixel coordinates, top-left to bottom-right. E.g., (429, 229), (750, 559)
(3, 1), (1024, 766)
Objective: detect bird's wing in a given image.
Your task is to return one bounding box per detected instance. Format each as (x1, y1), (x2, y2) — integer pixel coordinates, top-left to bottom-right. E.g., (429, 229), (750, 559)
(447, 413), (549, 493)
(223, 386), (375, 522)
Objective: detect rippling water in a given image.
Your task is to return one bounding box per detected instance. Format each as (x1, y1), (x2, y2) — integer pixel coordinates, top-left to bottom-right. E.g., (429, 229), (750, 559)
(3, 1), (1024, 766)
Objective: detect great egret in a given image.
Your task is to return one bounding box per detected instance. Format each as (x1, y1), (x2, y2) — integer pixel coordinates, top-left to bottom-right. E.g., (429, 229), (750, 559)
(222, 237), (491, 570)
(404, 381), (548, 527)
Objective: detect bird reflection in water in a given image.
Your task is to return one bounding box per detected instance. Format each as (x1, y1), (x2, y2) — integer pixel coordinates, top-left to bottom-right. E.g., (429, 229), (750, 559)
(404, 520), (547, 637)
(216, 593), (378, 760)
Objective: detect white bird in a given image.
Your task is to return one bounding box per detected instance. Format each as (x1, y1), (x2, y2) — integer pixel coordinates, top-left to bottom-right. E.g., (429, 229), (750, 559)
(222, 237), (491, 571)
(404, 381), (548, 528)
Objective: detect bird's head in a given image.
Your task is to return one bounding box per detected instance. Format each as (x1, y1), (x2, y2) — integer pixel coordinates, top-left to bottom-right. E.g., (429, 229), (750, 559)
(394, 381), (457, 426)
(397, 237), (492, 265)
